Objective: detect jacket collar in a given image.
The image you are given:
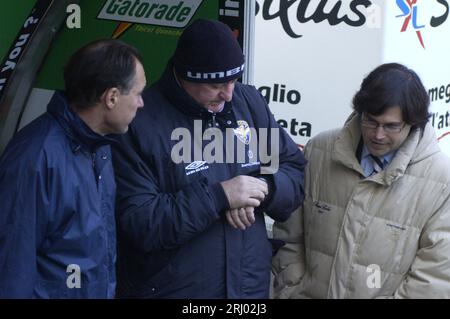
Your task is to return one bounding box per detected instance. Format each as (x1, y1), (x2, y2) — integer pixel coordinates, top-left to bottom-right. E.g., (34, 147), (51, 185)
(47, 91), (115, 153)
(332, 112), (438, 185)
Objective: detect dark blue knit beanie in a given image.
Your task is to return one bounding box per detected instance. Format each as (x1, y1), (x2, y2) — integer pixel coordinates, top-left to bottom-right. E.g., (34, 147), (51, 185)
(173, 19), (245, 83)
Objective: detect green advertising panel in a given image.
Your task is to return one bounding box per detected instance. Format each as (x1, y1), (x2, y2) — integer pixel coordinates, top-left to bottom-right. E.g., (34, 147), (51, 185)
(35, 0), (218, 90)
(0, 0), (37, 62)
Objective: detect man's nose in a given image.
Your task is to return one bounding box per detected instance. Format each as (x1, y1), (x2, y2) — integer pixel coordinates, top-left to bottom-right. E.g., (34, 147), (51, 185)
(219, 82), (234, 102)
(374, 125), (386, 139)
(138, 95), (144, 108)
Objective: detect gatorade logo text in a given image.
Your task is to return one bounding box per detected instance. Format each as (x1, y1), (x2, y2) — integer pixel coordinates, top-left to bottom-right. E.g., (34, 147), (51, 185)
(98, 0), (203, 28)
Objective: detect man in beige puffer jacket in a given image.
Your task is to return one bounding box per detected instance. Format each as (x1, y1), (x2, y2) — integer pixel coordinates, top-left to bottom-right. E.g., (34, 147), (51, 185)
(272, 63), (450, 298)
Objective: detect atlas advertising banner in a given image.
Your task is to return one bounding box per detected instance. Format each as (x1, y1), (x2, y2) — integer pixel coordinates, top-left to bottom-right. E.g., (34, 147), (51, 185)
(254, 0), (450, 155)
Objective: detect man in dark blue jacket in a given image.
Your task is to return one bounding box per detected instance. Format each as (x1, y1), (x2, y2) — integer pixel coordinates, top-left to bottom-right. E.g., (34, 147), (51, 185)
(112, 19), (306, 298)
(0, 39), (146, 298)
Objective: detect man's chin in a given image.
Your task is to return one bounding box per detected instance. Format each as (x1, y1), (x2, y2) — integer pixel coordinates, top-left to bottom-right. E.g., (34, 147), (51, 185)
(368, 145), (388, 157)
(207, 102), (225, 113)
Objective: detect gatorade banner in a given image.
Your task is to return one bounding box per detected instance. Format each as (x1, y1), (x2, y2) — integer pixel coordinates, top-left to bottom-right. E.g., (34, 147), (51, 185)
(0, 0), (248, 144)
(15, 0), (219, 130)
(35, 0), (218, 90)
(97, 0), (204, 28)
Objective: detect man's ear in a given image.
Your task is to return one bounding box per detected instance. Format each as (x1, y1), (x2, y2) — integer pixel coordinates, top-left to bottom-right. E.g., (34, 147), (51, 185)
(102, 87), (120, 109)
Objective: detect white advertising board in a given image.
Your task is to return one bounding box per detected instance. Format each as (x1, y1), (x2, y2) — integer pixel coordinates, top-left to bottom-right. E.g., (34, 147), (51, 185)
(254, 0), (450, 153)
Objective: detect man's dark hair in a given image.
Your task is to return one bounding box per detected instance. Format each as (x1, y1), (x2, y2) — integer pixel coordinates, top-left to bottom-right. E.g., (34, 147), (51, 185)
(64, 39), (143, 110)
(352, 63), (430, 129)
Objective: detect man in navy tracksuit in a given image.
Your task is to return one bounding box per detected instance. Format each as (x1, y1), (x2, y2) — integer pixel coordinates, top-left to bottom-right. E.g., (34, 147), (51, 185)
(0, 40), (146, 298)
(112, 19), (306, 298)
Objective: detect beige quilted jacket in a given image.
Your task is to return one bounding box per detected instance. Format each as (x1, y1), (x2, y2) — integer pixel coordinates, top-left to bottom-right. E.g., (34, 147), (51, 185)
(273, 113), (450, 298)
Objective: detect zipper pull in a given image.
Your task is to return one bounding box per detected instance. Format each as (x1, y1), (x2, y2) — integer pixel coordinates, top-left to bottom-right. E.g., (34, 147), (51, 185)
(211, 113), (217, 128)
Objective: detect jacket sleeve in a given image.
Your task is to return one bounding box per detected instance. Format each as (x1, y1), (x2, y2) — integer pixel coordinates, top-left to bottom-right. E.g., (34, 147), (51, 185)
(389, 195), (450, 298)
(271, 205), (306, 299)
(0, 151), (48, 298)
(112, 131), (230, 253)
(270, 137), (312, 299)
(248, 87), (307, 222)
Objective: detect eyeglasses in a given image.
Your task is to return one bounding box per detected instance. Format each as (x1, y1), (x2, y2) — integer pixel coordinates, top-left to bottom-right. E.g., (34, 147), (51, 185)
(361, 114), (406, 134)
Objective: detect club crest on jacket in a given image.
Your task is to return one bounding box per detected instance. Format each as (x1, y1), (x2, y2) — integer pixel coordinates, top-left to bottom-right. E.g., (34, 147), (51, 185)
(233, 120), (251, 145)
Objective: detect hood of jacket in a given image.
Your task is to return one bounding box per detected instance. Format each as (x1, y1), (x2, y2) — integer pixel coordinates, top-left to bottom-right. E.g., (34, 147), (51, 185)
(332, 111), (440, 186)
(47, 91), (115, 152)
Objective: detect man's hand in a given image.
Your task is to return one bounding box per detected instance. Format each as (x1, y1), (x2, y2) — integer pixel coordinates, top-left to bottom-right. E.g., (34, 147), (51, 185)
(220, 175), (268, 209)
(226, 207), (256, 230)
